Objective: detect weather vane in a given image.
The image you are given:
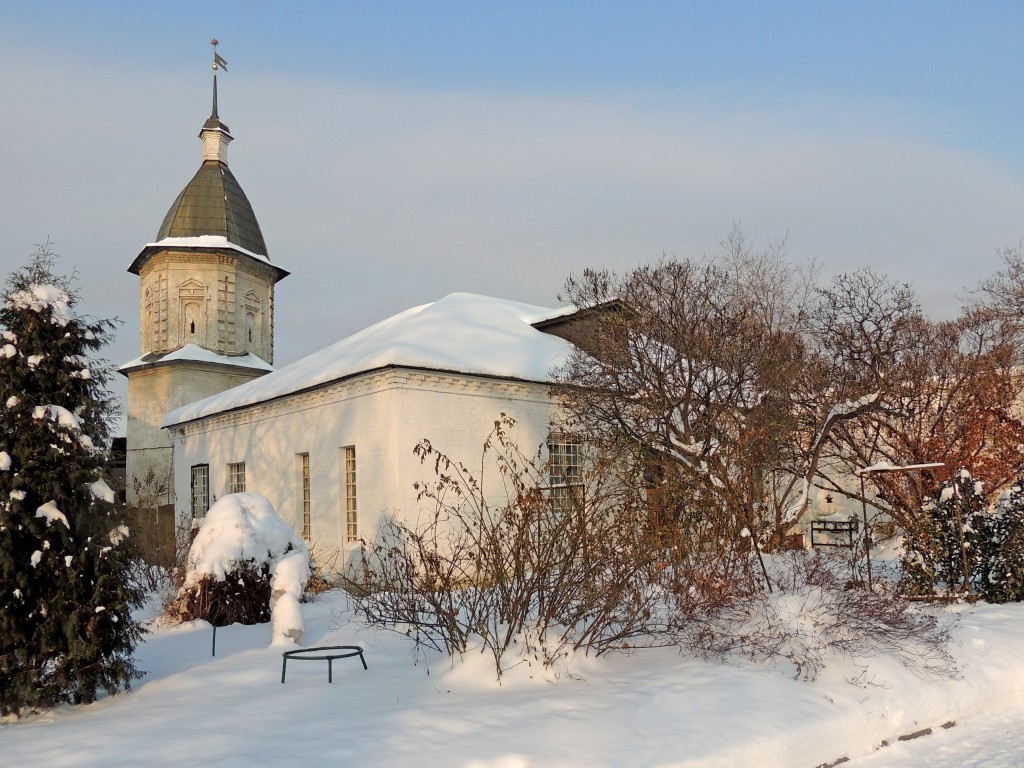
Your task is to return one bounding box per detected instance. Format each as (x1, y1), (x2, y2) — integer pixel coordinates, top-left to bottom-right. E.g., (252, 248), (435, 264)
(211, 38), (228, 73)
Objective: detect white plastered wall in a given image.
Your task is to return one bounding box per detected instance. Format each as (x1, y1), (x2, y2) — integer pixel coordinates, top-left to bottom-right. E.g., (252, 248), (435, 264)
(125, 361), (268, 506)
(169, 368), (557, 572)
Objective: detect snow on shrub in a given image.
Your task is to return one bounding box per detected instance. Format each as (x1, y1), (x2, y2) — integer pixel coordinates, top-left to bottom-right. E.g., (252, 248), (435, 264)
(974, 480), (1024, 603)
(35, 500), (69, 528)
(7, 283), (74, 325)
(170, 493), (310, 642)
(89, 478), (115, 503)
(29, 404), (96, 452)
(271, 551), (311, 646)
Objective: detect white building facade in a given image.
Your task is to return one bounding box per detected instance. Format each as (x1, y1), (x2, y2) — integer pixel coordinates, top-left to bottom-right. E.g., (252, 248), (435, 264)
(163, 294), (580, 567)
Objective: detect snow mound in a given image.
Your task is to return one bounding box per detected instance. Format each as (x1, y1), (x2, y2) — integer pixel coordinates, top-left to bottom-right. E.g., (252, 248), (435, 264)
(185, 493), (308, 586)
(183, 493), (310, 644)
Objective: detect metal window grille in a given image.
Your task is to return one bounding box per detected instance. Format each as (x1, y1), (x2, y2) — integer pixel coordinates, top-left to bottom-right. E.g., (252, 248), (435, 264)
(547, 436), (582, 512)
(228, 461), (246, 494)
(344, 446), (357, 543)
(190, 464), (209, 519)
(300, 453), (311, 541)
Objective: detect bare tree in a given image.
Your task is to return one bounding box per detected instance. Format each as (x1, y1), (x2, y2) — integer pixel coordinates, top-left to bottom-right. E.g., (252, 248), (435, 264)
(555, 234), (930, 550)
(352, 417), (684, 677)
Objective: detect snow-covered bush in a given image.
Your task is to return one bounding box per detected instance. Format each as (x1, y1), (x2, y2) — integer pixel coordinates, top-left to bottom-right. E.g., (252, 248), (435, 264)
(898, 469), (1024, 603)
(0, 245), (142, 716)
(169, 493), (310, 642)
(689, 551), (956, 681)
(900, 469), (987, 597)
(974, 480), (1024, 603)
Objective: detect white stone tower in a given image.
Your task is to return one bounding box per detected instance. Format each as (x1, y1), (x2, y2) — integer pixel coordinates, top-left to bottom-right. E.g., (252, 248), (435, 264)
(122, 47), (288, 505)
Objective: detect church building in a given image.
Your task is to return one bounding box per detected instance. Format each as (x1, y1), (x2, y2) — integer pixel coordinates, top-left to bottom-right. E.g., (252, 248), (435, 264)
(123, 57), (585, 564)
(161, 293), (580, 564)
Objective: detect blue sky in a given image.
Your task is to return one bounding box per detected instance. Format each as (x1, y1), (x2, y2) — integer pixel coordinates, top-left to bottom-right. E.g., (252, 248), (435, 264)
(3, 2), (1024, 431)
(8, 2), (1022, 146)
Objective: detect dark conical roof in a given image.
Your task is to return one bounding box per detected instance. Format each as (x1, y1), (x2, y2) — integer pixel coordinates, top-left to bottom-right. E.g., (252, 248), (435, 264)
(156, 160), (269, 257)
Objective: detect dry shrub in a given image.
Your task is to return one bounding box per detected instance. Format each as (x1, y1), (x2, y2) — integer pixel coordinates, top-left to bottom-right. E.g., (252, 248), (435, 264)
(351, 418), (749, 677)
(167, 559), (273, 626)
(303, 540), (340, 601)
(685, 551), (958, 680)
(124, 516), (202, 615)
(351, 419), (956, 682)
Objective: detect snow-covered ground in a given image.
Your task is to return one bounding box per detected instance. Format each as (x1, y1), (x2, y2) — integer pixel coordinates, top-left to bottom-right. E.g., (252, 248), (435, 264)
(3, 591), (1024, 767)
(849, 706), (1024, 767)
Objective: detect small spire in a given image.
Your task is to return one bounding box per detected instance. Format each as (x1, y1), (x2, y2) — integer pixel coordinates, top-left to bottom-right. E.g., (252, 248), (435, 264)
(210, 39), (228, 119)
(200, 39), (232, 163)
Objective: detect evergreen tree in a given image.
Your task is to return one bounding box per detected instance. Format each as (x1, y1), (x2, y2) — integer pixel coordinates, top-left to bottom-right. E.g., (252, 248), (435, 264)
(0, 245), (142, 715)
(975, 480), (1024, 603)
(900, 469), (987, 596)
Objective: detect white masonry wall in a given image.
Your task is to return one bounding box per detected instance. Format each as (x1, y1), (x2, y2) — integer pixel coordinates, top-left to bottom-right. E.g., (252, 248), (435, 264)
(169, 367), (557, 572)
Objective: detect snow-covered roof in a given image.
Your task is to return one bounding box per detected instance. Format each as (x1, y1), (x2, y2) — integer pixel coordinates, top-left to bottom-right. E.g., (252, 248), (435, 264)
(127, 235), (290, 282)
(120, 343), (274, 374)
(163, 293), (576, 427)
(144, 235), (271, 264)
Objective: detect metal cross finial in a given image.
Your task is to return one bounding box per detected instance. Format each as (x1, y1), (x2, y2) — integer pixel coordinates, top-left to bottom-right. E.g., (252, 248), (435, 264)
(209, 39), (228, 119)
(211, 39), (228, 73)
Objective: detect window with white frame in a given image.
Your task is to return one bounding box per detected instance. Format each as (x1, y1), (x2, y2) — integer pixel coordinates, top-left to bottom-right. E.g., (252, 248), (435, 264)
(299, 453), (311, 541)
(343, 446), (357, 543)
(228, 461), (246, 494)
(547, 434), (583, 513)
(190, 464), (209, 519)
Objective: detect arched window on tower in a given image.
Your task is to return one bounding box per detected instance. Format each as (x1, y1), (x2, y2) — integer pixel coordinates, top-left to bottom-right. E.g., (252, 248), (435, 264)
(178, 278), (207, 347)
(243, 289), (263, 354)
(184, 303), (201, 340)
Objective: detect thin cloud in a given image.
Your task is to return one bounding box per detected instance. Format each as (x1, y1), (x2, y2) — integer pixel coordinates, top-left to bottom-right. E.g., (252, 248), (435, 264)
(2, 48), (1022, 434)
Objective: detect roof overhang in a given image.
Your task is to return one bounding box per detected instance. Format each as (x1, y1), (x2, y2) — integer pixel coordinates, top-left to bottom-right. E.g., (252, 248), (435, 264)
(119, 345), (274, 379)
(161, 362), (550, 430)
(128, 239), (289, 282)
(530, 298), (625, 332)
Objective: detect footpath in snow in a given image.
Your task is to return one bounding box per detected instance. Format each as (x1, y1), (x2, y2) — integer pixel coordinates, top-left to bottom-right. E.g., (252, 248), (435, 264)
(2, 591), (1024, 767)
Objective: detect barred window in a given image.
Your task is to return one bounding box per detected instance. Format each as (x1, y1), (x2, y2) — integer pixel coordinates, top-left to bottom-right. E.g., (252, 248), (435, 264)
(190, 464), (209, 519)
(228, 461), (246, 494)
(547, 435), (583, 512)
(344, 446), (357, 543)
(299, 453), (311, 541)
